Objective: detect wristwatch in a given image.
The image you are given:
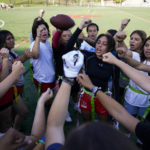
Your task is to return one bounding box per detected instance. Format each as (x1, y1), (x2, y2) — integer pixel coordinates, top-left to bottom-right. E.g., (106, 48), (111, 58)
(91, 86), (101, 96)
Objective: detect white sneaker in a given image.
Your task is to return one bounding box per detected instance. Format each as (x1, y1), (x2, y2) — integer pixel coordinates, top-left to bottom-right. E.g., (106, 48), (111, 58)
(65, 111), (72, 122)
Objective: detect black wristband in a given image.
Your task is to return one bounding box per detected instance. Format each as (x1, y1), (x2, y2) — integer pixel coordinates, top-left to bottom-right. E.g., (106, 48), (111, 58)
(91, 86), (101, 96)
(62, 77), (74, 86)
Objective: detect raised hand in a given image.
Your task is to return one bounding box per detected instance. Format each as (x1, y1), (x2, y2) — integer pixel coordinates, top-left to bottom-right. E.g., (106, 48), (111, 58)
(79, 18), (92, 30)
(120, 18), (130, 31)
(77, 73), (94, 90)
(114, 31), (127, 42)
(62, 50), (84, 78)
(39, 88), (53, 103)
(0, 48), (9, 59)
(12, 61), (25, 77)
(102, 52), (118, 65)
(116, 47), (128, 58)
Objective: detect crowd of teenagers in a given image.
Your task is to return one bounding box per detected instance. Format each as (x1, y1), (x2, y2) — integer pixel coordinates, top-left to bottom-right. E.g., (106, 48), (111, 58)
(0, 9), (150, 150)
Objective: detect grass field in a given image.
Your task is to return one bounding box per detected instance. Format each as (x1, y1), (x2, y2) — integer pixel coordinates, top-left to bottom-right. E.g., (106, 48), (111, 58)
(0, 6), (150, 136)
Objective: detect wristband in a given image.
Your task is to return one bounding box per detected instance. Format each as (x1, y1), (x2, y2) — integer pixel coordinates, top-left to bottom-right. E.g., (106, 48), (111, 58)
(39, 139), (45, 144)
(63, 77), (74, 86)
(91, 86), (101, 96)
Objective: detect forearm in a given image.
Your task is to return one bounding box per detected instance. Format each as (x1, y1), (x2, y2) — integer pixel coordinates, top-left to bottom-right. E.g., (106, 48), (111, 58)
(0, 58), (9, 81)
(46, 81), (71, 146)
(96, 90), (139, 133)
(83, 37), (95, 47)
(32, 37), (40, 59)
(31, 101), (45, 139)
(0, 72), (18, 98)
(15, 55), (27, 63)
(47, 81), (71, 127)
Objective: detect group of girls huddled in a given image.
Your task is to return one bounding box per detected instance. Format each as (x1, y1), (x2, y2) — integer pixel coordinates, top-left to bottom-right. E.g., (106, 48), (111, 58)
(0, 9), (150, 150)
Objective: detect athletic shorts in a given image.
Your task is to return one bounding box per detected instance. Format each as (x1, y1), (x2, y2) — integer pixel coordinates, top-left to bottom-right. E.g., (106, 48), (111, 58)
(124, 101), (147, 117)
(80, 92), (108, 116)
(34, 78), (55, 93)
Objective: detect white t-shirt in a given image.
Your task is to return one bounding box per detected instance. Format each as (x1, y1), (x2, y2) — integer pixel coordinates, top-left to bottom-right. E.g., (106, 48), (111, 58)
(30, 40), (55, 83)
(125, 52), (150, 107)
(80, 41), (95, 52)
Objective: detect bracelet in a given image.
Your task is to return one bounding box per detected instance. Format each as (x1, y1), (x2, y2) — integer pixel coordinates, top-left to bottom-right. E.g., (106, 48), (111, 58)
(63, 77), (74, 86)
(91, 86), (101, 96)
(39, 139), (45, 144)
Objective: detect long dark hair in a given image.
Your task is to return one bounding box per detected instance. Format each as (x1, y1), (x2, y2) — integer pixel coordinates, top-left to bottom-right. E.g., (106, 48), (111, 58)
(32, 19), (50, 40)
(0, 30), (14, 49)
(95, 34), (115, 52)
(141, 36), (150, 62)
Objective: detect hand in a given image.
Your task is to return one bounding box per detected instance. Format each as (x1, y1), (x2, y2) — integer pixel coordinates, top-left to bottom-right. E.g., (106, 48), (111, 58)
(120, 18), (130, 31)
(102, 52), (118, 65)
(79, 18), (92, 30)
(36, 25), (43, 38)
(12, 61), (25, 77)
(0, 48), (9, 59)
(116, 47), (127, 58)
(24, 49), (32, 59)
(62, 50), (84, 78)
(38, 88), (53, 104)
(78, 32), (85, 40)
(0, 128), (26, 150)
(114, 31), (126, 42)
(39, 9), (45, 18)
(77, 73), (94, 90)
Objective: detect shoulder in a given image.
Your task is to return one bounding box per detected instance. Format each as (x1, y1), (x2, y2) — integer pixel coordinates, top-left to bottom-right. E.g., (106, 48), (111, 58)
(135, 122), (150, 144)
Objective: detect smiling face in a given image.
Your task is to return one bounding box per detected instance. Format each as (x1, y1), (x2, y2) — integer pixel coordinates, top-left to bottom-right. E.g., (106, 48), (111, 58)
(60, 30), (71, 45)
(144, 40), (150, 61)
(39, 24), (48, 42)
(87, 25), (98, 40)
(95, 36), (108, 59)
(5, 34), (15, 50)
(129, 33), (143, 53)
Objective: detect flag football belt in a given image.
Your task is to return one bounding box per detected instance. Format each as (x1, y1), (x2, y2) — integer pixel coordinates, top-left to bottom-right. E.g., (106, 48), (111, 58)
(14, 86), (19, 103)
(83, 88), (107, 121)
(120, 72), (129, 82)
(128, 84), (150, 121)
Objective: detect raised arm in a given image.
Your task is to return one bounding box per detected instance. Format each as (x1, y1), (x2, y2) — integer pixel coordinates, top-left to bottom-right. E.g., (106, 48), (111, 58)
(77, 73), (139, 133)
(0, 48), (9, 81)
(0, 61), (25, 98)
(103, 52), (150, 93)
(31, 26), (43, 59)
(65, 18), (92, 51)
(15, 49), (32, 63)
(117, 47), (150, 72)
(31, 88), (53, 139)
(46, 50), (84, 149)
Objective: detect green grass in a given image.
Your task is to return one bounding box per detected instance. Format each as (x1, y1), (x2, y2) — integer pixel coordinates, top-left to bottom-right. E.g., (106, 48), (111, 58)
(1, 6), (150, 136)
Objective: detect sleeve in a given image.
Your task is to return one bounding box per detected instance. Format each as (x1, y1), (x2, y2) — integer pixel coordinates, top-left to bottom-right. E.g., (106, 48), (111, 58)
(132, 51), (140, 62)
(30, 41), (35, 52)
(64, 27), (82, 53)
(52, 30), (62, 50)
(46, 143), (63, 150)
(135, 122), (150, 148)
